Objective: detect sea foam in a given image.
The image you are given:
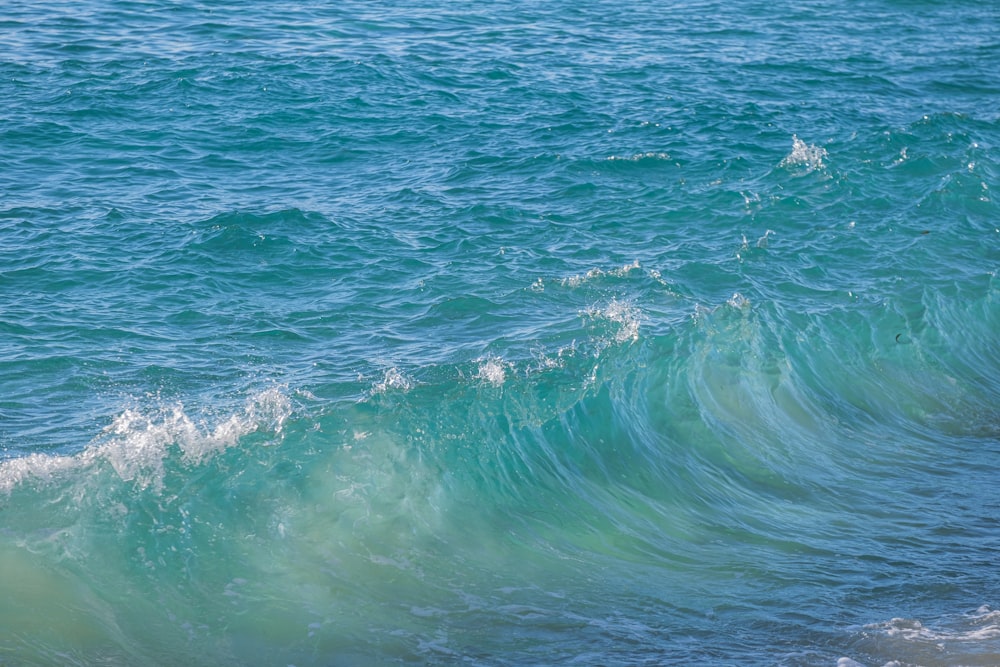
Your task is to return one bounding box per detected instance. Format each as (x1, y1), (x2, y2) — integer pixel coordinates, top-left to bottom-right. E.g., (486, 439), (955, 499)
(0, 388), (291, 494)
(780, 135), (828, 171)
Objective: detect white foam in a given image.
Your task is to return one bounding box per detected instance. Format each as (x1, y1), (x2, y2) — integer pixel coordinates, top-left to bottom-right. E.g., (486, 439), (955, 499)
(0, 388), (291, 494)
(872, 609), (1000, 642)
(585, 298), (641, 343)
(606, 151), (671, 162)
(371, 367), (414, 394)
(561, 260), (641, 287)
(476, 357), (509, 386)
(727, 292), (751, 309)
(531, 348), (564, 371)
(0, 452), (81, 494)
(836, 659), (865, 667)
(845, 605), (1000, 667)
(780, 135), (828, 171)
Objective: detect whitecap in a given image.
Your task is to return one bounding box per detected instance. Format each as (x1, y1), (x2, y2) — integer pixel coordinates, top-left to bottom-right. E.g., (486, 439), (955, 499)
(779, 135), (828, 171)
(561, 260), (641, 287)
(585, 297), (641, 344)
(0, 388), (291, 494)
(846, 606), (1000, 667)
(476, 356), (509, 386)
(606, 151), (671, 162)
(873, 608), (1000, 642)
(372, 367), (415, 394)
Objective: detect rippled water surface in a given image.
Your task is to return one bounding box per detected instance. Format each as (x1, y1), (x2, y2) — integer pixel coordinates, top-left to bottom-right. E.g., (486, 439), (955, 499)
(1, 1), (999, 665)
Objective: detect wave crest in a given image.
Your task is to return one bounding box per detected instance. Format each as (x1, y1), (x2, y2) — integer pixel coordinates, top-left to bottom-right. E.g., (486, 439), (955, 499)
(0, 388), (290, 494)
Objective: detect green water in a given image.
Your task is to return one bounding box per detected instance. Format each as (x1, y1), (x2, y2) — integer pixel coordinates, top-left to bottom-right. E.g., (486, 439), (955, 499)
(1, 0), (999, 664)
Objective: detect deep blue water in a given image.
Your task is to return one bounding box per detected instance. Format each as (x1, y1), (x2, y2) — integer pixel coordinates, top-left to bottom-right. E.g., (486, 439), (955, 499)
(2, 1), (999, 665)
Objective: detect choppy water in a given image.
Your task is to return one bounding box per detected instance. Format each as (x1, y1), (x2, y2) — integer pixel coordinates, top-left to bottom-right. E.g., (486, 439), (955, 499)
(2, 1), (999, 665)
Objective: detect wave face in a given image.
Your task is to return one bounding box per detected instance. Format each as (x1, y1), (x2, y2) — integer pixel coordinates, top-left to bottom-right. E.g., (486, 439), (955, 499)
(2, 0), (999, 665)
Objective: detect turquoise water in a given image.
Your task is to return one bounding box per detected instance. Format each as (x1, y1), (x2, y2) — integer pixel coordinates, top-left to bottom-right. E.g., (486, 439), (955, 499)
(2, 1), (999, 664)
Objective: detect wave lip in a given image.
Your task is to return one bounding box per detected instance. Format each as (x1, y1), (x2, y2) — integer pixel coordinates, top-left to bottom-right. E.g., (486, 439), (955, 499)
(0, 388), (290, 495)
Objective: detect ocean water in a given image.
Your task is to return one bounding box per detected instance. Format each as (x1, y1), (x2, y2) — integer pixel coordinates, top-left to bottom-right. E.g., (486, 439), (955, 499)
(1, 0), (999, 664)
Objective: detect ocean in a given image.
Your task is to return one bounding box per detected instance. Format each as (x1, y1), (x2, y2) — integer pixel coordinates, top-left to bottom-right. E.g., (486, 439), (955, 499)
(1, 0), (999, 664)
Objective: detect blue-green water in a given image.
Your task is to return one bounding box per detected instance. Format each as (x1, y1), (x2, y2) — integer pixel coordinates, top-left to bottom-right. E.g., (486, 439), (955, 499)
(2, 1), (999, 664)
